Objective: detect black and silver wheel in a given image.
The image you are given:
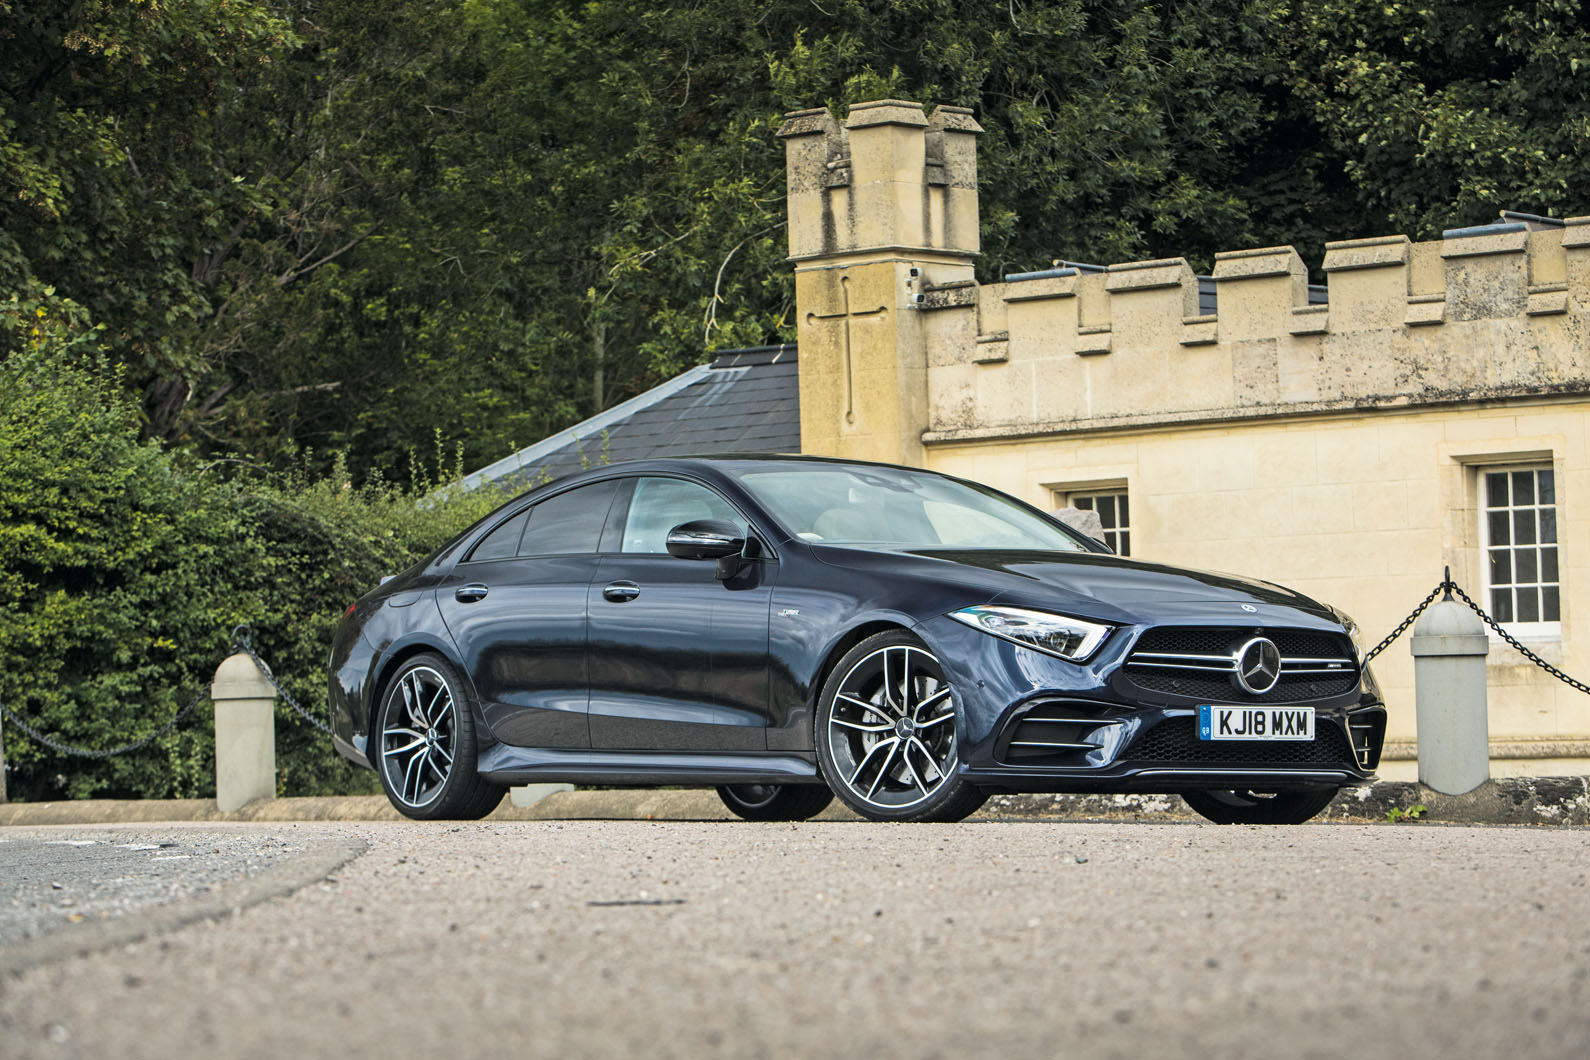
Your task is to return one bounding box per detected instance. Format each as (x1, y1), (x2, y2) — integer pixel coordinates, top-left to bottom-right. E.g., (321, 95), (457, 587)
(375, 653), (504, 821)
(1181, 787), (1339, 825)
(815, 631), (987, 823)
(715, 784), (834, 821)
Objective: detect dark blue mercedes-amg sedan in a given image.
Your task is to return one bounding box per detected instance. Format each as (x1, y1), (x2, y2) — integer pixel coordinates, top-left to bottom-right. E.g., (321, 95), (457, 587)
(329, 456), (1386, 824)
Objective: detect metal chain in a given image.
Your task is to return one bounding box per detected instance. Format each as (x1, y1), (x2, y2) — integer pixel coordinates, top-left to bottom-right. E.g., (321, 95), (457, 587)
(1363, 570), (1590, 695)
(1362, 581), (1449, 664)
(1442, 582), (1590, 696)
(0, 689), (208, 759)
(0, 625), (335, 761)
(228, 625), (336, 736)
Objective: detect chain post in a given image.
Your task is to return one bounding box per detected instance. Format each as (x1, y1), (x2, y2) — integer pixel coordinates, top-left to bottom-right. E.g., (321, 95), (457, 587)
(1, 711), (8, 804)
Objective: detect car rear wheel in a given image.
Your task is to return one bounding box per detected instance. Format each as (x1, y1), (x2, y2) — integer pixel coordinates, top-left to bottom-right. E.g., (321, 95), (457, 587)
(715, 784), (834, 821)
(1181, 787), (1339, 825)
(815, 631), (987, 823)
(375, 653), (505, 821)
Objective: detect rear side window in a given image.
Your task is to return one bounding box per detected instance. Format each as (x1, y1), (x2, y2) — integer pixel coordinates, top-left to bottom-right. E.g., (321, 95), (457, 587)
(517, 479), (619, 557)
(469, 509), (529, 562)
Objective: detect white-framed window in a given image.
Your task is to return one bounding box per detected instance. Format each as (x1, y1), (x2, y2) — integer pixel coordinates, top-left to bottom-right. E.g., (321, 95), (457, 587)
(1481, 465), (1560, 633)
(1063, 490), (1131, 556)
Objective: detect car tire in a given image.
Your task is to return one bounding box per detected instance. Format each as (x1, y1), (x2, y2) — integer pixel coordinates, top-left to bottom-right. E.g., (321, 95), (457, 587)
(715, 784), (834, 821)
(1181, 787), (1339, 825)
(374, 653), (505, 821)
(815, 630), (987, 823)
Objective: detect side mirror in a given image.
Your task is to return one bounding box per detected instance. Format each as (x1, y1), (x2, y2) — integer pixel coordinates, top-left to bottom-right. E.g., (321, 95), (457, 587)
(665, 520), (745, 561)
(666, 519), (753, 581)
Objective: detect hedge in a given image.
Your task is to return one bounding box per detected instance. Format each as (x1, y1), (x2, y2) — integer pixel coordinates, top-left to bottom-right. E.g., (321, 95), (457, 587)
(0, 331), (504, 800)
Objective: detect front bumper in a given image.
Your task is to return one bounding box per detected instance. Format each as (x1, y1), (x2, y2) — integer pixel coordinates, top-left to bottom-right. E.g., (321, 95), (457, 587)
(914, 613), (1385, 793)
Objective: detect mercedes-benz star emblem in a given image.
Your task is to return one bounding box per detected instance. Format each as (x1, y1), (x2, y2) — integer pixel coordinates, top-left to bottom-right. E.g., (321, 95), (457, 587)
(1233, 637), (1282, 695)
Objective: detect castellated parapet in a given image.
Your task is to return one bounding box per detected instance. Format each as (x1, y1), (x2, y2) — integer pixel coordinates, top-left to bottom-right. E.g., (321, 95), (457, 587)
(778, 100), (1590, 454)
(923, 218), (1590, 444)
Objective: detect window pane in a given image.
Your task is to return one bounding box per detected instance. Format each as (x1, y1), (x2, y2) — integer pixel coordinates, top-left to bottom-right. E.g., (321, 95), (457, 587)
(1542, 547), (1559, 582)
(1512, 470), (1535, 505)
(1491, 589), (1514, 622)
(622, 477), (741, 554)
(1516, 549), (1538, 584)
(1118, 494), (1130, 526)
(1486, 471), (1509, 506)
(1543, 586), (1561, 622)
(1098, 498), (1117, 530)
(1540, 508), (1557, 544)
(1073, 496), (1094, 511)
(470, 510), (528, 562)
(1513, 509), (1536, 546)
(1488, 509), (1510, 545)
(519, 480), (619, 557)
(1489, 548), (1511, 585)
(1538, 469), (1555, 505)
(1517, 589), (1540, 623)
(1118, 531), (1131, 556)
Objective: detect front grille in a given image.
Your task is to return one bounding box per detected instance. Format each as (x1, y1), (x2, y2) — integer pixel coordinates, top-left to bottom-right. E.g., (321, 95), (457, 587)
(1123, 626), (1359, 704)
(1123, 717), (1358, 769)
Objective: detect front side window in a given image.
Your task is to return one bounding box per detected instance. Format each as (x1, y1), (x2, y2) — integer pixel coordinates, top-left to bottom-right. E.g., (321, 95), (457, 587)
(1482, 466), (1559, 628)
(621, 477), (742, 554)
(514, 479), (620, 558)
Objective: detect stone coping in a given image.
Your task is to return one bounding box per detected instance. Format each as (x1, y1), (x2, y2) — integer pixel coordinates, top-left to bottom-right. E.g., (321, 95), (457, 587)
(3, 778), (1586, 827)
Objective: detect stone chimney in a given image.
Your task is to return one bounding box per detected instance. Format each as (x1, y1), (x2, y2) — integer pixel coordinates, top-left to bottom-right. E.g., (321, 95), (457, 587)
(778, 100), (982, 464)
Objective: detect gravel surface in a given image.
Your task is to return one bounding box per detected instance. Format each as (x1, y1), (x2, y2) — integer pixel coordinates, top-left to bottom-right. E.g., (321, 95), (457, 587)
(0, 830), (329, 946)
(1, 819), (1587, 1059)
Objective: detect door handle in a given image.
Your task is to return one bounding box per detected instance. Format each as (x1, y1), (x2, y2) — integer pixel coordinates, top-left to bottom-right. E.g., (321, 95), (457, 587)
(454, 583), (490, 603)
(602, 581), (641, 603)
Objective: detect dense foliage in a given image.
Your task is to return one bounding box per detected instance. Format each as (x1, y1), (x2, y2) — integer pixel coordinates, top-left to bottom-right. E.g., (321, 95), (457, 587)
(5, 0), (1585, 478)
(1, 1), (1584, 794)
(0, 328), (502, 799)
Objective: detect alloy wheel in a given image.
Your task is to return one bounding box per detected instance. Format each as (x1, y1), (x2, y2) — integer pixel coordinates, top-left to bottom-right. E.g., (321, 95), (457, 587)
(825, 644), (956, 810)
(380, 665), (457, 809)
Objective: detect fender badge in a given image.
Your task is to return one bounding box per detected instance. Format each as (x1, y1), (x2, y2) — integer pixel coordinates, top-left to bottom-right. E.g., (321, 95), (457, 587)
(778, 608), (801, 617)
(1241, 604), (1258, 613)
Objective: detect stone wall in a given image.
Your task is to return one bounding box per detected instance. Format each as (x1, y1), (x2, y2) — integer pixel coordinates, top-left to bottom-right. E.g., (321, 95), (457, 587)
(923, 224), (1590, 443)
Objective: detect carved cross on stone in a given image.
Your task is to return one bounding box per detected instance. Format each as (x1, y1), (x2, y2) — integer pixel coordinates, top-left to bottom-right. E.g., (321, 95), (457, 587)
(805, 274), (887, 425)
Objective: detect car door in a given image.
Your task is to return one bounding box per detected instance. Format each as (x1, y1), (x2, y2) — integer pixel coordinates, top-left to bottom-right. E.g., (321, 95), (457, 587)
(587, 475), (777, 751)
(435, 478), (620, 747)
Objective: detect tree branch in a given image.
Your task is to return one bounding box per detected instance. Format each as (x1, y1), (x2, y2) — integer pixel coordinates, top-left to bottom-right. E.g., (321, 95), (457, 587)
(276, 221), (384, 286)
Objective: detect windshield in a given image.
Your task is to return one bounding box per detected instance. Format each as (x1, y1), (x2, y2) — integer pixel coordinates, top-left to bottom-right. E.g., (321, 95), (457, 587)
(733, 466), (1088, 552)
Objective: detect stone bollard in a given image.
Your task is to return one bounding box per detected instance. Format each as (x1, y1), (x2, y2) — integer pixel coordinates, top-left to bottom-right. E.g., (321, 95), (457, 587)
(1410, 598), (1490, 794)
(210, 653), (278, 811)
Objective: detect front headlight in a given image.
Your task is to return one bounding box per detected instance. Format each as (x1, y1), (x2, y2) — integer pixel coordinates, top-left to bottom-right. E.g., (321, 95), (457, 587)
(1327, 605), (1365, 662)
(948, 605), (1112, 662)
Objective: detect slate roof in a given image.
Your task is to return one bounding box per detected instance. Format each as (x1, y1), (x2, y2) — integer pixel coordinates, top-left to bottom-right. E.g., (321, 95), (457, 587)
(461, 344), (801, 492)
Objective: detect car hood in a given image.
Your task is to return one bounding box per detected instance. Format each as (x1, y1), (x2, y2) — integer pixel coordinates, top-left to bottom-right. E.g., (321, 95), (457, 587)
(810, 546), (1336, 627)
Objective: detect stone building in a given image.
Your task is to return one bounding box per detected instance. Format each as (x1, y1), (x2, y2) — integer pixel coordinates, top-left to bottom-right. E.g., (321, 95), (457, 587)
(776, 99), (1590, 780)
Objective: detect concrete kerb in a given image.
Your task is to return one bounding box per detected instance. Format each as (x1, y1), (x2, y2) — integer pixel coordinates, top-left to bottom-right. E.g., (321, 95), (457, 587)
(2, 778), (1587, 827)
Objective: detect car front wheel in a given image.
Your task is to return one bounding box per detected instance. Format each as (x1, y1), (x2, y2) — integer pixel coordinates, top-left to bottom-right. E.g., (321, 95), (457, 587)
(1181, 787), (1339, 825)
(815, 631), (987, 823)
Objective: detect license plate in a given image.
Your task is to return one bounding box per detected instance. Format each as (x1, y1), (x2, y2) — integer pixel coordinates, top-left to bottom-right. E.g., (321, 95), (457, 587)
(1198, 705), (1315, 741)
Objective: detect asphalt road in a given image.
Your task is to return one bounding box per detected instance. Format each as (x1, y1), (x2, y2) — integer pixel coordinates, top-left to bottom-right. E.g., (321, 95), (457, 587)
(1, 818), (1586, 1059)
